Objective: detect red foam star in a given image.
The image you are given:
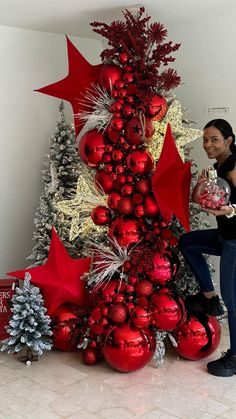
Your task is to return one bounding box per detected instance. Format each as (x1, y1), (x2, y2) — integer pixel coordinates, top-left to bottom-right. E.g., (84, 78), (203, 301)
(152, 123), (192, 231)
(36, 36), (102, 137)
(7, 227), (91, 316)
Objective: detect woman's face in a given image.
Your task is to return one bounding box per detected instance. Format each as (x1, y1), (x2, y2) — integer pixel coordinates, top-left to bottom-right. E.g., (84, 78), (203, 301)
(203, 126), (231, 159)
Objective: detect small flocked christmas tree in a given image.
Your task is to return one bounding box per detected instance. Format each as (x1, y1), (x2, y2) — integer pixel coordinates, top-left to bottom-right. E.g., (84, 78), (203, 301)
(28, 101), (84, 266)
(1, 273), (52, 362)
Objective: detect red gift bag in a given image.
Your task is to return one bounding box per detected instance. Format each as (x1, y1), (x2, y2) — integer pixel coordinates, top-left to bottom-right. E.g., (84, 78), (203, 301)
(0, 279), (17, 340)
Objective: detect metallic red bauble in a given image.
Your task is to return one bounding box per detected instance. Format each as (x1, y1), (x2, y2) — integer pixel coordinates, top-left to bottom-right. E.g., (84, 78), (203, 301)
(123, 104), (134, 118)
(111, 117), (124, 131)
(109, 303), (127, 323)
(98, 280), (123, 303)
(119, 52), (129, 64)
(103, 324), (155, 372)
(135, 279), (153, 297)
(115, 80), (125, 90)
(130, 306), (151, 328)
(52, 308), (77, 351)
(118, 88), (127, 98)
(108, 216), (141, 247)
(102, 152), (112, 163)
(123, 73), (134, 83)
(132, 193), (143, 205)
(112, 149), (124, 161)
(146, 95), (168, 121)
(135, 178), (151, 196)
(106, 126), (120, 143)
(107, 192), (121, 209)
(126, 150), (154, 175)
(122, 184), (134, 196)
(126, 95), (134, 104)
(78, 129), (106, 167)
(117, 197), (134, 215)
(147, 251), (178, 285)
(151, 289), (185, 331)
(110, 101), (122, 113)
(115, 164), (125, 174)
(104, 163), (113, 173)
(82, 347), (99, 365)
(95, 170), (114, 194)
(113, 174), (127, 191)
(99, 65), (123, 90)
(143, 194), (160, 217)
(91, 205), (111, 226)
(134, 204), (145, 218)
(171, 315), (221, 360)
(124, 117), (154, 145)
(124, 65), (133, 72)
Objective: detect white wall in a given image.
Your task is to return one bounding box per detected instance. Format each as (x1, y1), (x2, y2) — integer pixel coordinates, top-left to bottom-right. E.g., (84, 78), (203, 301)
(168, 14), (236, 284)
(0, 25), (102, 277)
(168, 14), (236, 169)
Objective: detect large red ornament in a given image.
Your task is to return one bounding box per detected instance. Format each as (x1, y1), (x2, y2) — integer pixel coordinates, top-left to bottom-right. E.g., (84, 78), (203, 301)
(78, 129), (106, 167)
(126, 150), (154, 175)
(147, 250), (178, 285)
(102, 324), (156, 372)
(7, 228), (91, 316)
(95, 170), (114, 194)
(108, 217), (141, 247)
(99, 65), (123, 90)
(91, 205), (111, 226)
(52, 306), (78, 351)
(36, 37), (102, 137)
(152, 124), (192, 231)
(146, 95), (168, 121)
(172, 314), (221, 360)
(151, 289), (185, 331)
(125, 117), (154, 145)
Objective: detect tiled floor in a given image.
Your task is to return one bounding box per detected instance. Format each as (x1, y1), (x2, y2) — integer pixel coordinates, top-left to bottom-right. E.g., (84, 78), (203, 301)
(0, 321), (236, 419)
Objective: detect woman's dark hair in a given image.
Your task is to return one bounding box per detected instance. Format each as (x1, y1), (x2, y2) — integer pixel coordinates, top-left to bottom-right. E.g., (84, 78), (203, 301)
(204, 119), (236, 153)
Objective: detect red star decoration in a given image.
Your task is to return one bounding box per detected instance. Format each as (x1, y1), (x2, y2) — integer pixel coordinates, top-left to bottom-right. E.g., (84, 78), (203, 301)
(7, 227), (91, 316)
(152, 123), (192, 231)
(36, 36), (102, 137)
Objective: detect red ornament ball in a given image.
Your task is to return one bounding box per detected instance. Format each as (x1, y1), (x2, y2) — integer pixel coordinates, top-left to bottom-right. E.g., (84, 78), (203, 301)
(146, 95), (168, 121)
(108, 216), (141, 247)
(151, 289), (185, 331)
(111, 117), (124, 131)
(91, 205), (111, 226)
(148, 251), (177, 285)
(124, 117), (154, 145)
(52, 307), (77, 352)
(102, 324), (156, 372)
(107, 192), (121, 209)
(78, 129), (106, 167)
(136, 279), (153, 297)
(119, 52), (129, 64)
(109, 303), (127, 323)
(95, 170), (114, 194)
(171, 315), (221, 360)
(99, 64), (123, 90)
(82, 347), (99, 365)
(117, 197), (134, 215)
(106, 126), (120, 144)
(135, 178), (151, 196)
(130, 306), (151, 328)
(126, 150), (154, 175)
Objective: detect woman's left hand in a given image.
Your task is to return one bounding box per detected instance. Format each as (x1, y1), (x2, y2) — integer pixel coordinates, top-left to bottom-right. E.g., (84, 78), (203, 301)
(200, 205), (232, 216)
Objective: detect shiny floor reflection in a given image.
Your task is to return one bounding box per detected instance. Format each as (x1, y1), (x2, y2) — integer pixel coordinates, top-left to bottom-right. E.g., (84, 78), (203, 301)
(0, 322), (235, 419)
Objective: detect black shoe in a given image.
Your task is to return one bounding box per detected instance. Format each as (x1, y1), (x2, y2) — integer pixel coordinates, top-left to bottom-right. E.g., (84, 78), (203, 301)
(207, 350), (236, 377)
(185, 293), (224, 316)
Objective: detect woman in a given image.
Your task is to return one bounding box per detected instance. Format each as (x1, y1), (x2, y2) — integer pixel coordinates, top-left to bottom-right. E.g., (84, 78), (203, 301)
(179, 119), (236, 377)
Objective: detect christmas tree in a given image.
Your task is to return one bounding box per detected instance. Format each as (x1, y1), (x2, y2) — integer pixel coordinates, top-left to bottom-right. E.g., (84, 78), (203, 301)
(1, 273), (52, 362)
(28, 102), (84, 266)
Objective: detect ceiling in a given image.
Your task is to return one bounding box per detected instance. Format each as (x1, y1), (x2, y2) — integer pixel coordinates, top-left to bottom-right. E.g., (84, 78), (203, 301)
(0, 0), (236, 39)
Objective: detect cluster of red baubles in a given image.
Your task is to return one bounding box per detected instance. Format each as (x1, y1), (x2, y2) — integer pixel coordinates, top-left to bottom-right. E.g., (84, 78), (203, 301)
(78, 57), (171, 249)
(75, 57), (221, 371)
